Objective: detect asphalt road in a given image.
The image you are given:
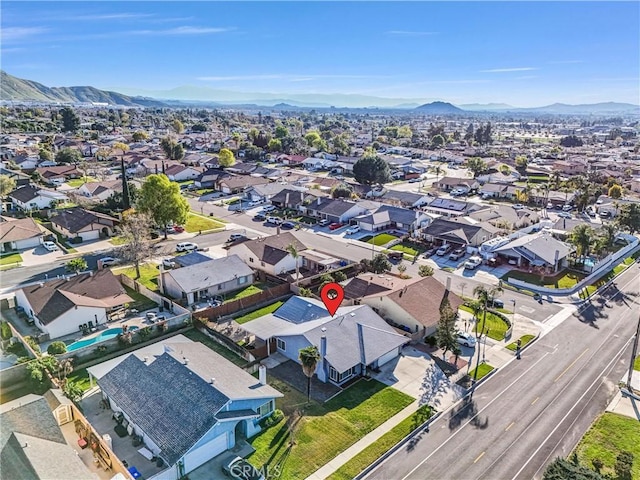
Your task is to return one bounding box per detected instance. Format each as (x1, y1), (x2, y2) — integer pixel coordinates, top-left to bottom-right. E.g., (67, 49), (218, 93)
(364, 265), (640, 480)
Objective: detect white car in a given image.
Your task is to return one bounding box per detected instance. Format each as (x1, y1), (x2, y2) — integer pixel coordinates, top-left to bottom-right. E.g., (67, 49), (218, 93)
(464, 256), (482, 270)
(42, 241), (58, 252)
(266, 216), (282, 225)
(162, 258), (176, 268)
(261, 205), (277, 213)
(456, 332), (477, 348)
(512, 204), (524, 210)
(558, 212), (572, 219)
(176, 242), (198, 252)
(345, 226), (360, 235)
(99, 257), (118, 267)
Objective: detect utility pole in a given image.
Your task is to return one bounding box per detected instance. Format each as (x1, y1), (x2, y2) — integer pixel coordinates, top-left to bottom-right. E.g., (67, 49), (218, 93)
(627, 314), (640, 391)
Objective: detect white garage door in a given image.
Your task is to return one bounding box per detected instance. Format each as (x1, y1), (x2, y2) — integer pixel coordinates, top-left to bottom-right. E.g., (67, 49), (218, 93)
(80, 230), (100, 242)
(183, 432), (228, 473)
(377, 348), (400, 367)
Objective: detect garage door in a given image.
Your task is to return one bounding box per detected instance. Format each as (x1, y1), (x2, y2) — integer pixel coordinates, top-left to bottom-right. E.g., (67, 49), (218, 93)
(377, 348), (399, 367)
(80, 230), (100, 242)
(183, 432), (228, 473)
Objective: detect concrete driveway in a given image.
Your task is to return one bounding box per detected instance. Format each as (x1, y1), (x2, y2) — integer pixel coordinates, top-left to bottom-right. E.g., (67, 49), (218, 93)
(372, 346), (465, 409)
(20, 245), (64, 267)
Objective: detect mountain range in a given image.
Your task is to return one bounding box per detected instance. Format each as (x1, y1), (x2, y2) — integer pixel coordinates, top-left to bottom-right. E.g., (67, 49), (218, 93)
(1, 70), (639, 115)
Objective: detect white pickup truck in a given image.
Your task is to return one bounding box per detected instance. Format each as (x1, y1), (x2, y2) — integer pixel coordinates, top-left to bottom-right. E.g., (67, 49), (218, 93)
(464, 256), (483, 270)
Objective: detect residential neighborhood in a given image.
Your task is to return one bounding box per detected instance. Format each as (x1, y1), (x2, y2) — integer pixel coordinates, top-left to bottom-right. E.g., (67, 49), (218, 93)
(1, 52), (640, 480)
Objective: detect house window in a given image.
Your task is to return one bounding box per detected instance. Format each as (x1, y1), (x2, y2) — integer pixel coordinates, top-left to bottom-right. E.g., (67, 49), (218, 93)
(238, 276), (248, 285)
(258, 400), (274, 417)
(249, 257), (254, 263)
(276, 338), (286, 351)
(218, 284), (223, 290)
(330, 366), (356, 383)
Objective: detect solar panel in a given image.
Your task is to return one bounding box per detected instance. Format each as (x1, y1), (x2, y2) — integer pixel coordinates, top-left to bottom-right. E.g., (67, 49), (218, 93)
(274, 296), (328, 324)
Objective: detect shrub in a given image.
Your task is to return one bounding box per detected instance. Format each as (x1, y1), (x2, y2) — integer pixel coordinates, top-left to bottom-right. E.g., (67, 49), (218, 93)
(47, 341), (67, 355)
(117, 332), (133, 346)
(24, 336), (41, 355)
(261, 409), (284, 428)
(70, 236), (83, 244)
(425, 336), (437, 347)
(157, 321), (168, 333)
(138, 326), (152, 338)
(1, 321), (12, 340)
(95, 345), (108, 354)
(334, 270), (347, 282)
(7, 342), (28, 357)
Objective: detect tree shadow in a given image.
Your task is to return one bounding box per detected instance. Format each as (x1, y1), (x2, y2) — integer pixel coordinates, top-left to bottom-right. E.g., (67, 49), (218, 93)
(447, 396), (489, 431)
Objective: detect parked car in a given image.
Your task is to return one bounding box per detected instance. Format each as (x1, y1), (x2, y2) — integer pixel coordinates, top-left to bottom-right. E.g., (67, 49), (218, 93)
(558, 212), (572, 219)
(586, 207), (596, 218)
(318, 219), (331, 227)
(99, 257), (118, 267)
(281, 221), (296, 229)
(345, 225), (360, 235)
(253, 212), (266, 221)
(436, 245), (451, 256)
(450, 188), (466, 197)
(261, 205), (277, 213)
(408, 178), (421, 183)
(162, 258), (176, 269)
(176, 242), (198, 252)
(449, 248), (465, 261)
(42, 241), (58, 252)
(546, 202), (554, 209)
(490, 298), (505, 309)
(266, 216), (282, 225)
(562, 204), (573, 212)
(456, 332), (476, 348)
(173, 225), (185, 233)
(386, 251), (404, 261)
(222, 455), (265, 480)
(165, 226), (176, 234)
(512, 204), (524, 210)
(329, 222), (344, 231)
(228, 233), (247, 242)
(464, 256), (482, 269)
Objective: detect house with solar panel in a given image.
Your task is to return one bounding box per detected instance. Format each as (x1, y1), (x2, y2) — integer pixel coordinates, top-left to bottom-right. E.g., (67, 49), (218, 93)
(242, 296), (409, 386)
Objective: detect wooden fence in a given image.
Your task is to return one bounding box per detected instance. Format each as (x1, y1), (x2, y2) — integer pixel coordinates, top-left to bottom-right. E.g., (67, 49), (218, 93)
(196, 283), (292, 321)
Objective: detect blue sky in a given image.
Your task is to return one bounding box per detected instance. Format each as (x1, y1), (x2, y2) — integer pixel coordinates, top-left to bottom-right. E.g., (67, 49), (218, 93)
(2, 1), (639, 107)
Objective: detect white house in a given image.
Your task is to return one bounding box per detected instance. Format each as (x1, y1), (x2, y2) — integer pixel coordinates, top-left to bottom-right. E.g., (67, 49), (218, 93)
(0, 217), (46, 253)
(78, 181), (121, 201)
(160, 255), (254, 305)
(90, 338), (282, 480)
(15, 270), (133, 339)
(165, 164), (202, 182)
(227, 232), (306, 276)
(8, 185), (68, 211)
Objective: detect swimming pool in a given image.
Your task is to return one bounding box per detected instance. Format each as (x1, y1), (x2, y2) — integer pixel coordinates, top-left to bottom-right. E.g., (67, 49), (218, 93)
(66, 326), (139, 352)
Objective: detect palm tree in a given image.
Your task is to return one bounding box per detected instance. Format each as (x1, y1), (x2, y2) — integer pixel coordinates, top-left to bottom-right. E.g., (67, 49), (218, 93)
(570, 224), (594, 263)
(286, 243), (300, 284)
(299, 346), (321, 402)
(431, 165), (444, 184)
(595, 223), (616, 257)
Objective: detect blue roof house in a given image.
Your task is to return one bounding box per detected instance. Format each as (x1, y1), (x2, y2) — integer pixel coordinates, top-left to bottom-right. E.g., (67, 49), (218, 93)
(96, 341), (282, 480)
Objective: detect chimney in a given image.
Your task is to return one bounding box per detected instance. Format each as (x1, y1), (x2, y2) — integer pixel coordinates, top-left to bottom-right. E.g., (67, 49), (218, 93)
(258, 365), (267, 385)
(183, 357), (189, 365)
(143, 356), (148, 364)
(210, 377), (215, 384)
(446, 276), (451, 291)
(38, 282), (44, 288)
(320, 335), (327, 360)
(357, 323), (366, 367)
(276, 226), (281, 235)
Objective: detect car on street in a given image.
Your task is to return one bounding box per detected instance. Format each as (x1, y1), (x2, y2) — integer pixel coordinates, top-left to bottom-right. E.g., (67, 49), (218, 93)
(562, 204), (573, 212)
(173, 225), (185, 233)
(512, 204), (524, 210)
(329, 222), (344, 231)
(436, 245), (451, 256)
(228, 233), (247, 242)
(261, 205), (277, 213)
(266, 216), (282, 225)
(345, 225), (360, 235)
(99, 257), (119, 267)
(253, 212), (266, 221)
(464, 256), (482, 270)
(281, 221), (296, 229)
(318, 219), (331, 227)
(176, 242), (198, 252)
(42, 241), (58, 252)
(558, 212), (572, 219)
(490, 298), (505, 308)
(162, 258), (176, 269)
(165, 226), (176, 234)
(408, 178), (421, 183)
(449, 248), (465, 261)
(456, 332), (476, 348)
(222, 455), (265, 480)
(546, 202), (554, 209)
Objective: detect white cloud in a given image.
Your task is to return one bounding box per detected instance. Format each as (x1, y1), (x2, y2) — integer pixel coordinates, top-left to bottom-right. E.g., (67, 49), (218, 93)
(480, 67), (538, 73)
(1, 27), (48, 43)
(386, 30), (438, 36)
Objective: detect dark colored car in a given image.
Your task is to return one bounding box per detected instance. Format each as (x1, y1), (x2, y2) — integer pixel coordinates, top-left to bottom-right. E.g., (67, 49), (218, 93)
(281, 221), (296, 229)
(253, 213), (266, 221)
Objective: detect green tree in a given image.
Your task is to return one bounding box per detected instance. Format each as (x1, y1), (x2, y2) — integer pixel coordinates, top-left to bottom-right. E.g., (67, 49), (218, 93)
(26, 356), (58, 394)
(60, 107), (80, 132)
(218, 148), (236, 167)
(118, 212), (153, 279)
(542, 457), (604, 480)
(331, 183), (353, 199)
(66, 257), (87, 273)
(160, 137), (185, 161)
(361, 253), (392, 274)
(39, 148), (53, 161)
(436, 299), (459, 361)
(0, 175), (16, 211)
(431, 134), (446, 148)
(614, 451), (634, 480)
(274, 124), (289, 139)
(305, 131), (322, 147)
(466, 157), (487, 178)
(267, 138), (282, 152)
(286, 243), (301, 285)
(171, 119), (185, 134)
(515, 155), (528, 172)
(299, 345), (321, 402)
(137, 174), (189, 239)
(55, 147), (82, 164)
(559, 135), (584, 147)
(353, 154), (391, 186)
(63, 380), (84, 403)
(570, 224), (594, 261)
(47, 341), (67, 355)
(418, 264), (434, 277)
(132, 131), (149, 142)
(608, 184), (623, 199)
(595, 223), (617, 255)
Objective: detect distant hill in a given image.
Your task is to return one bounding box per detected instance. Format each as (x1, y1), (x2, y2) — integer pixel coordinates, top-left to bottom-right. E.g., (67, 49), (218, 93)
(514, 102), (640, 115)
(0, 71), (166, 107)
(414, 101), (465, 114)
(458, 103), (514, 111)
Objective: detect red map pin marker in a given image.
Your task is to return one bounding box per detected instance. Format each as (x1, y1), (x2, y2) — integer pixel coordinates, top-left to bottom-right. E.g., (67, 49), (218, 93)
(320, 282), (344, 317)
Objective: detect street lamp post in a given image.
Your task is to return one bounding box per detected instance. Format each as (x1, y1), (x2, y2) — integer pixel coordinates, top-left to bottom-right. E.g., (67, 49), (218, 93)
(482, 328), (490, 364)
(510, 299), (516, 331)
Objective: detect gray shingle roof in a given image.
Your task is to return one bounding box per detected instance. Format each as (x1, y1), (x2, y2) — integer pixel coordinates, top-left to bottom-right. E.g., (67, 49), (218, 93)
(50, 207), (117, 234)
(8, 185), (39, 203)
(274, 296), (328, 324)
(98, 353), (229, 466)
(239, 232), (307, 265)
(164, 255), (253, 292)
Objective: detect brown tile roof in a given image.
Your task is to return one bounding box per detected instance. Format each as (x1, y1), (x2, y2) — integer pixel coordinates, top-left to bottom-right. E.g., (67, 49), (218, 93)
(343, 276), (393, 300)
(386, 276), (463, 328)
(50, 207), (118, 234)
(0, 217), (43, 242)
(242, 232), (307, 265)
(220, 176), (270, 189)
(21, 270), (132, 324)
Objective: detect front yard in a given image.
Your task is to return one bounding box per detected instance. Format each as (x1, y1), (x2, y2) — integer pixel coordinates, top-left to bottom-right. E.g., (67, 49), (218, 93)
(361, 233), (399, 246)
(248, 378), (414, 479)
(575, 412), (640, 480)
(184, 212), (225, 233)
(503, 269), (585, 289)
(468, 363), (494, 381)
(389, 242), (423, 258)
(459, 305), (510, 341)
(0, 252), (23, 266)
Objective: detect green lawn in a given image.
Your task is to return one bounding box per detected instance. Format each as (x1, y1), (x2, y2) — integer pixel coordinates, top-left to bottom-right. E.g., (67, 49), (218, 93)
(122, 286), (156, 311)
(365, 234), (398, 246)
(328, 405), (433, 480)
(581, 259), (634, 298)
(634, 355), (640, 372)
(469, 363), (495, 380)
(184, 212), (225, 233)
(503, 269), (585, 289)
(248, 379), (414, 480)
(0, 253), (23, 266)
(109, 236), (127, 246)
(459, 305), (510, 341)
(182, 329), (247, 367)
(67, 368), (92, 393)
(234, 301), (284, 324)
(66, 177), (97, 187)
(506, 334), (536, 351)
(575, 412), (640, 480)
(390, 243), (421, 257)
(113, 263), (159, 291)
(224, 284), (265, 302)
